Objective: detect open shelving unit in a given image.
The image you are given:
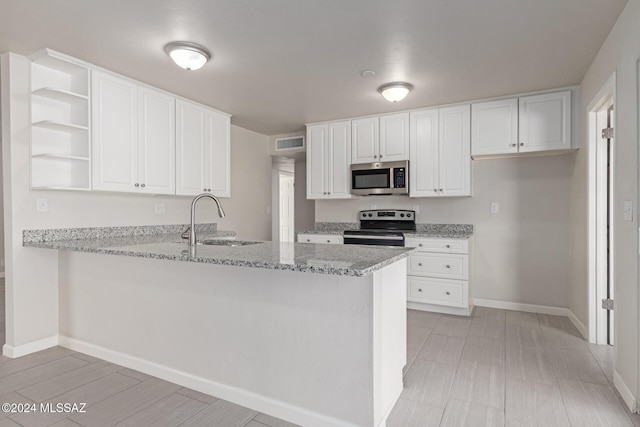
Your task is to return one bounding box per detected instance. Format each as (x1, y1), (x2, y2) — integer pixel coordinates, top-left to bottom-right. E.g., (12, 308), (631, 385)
(30, 49), (91, 190)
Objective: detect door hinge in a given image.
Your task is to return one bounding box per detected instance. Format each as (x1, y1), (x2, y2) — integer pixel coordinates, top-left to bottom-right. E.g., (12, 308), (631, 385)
(601, 127), (614, 140)
(602, 298), (614, 310)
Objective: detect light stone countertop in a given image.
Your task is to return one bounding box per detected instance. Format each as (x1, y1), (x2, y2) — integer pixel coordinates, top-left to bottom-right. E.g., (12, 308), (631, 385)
(24, 229), (413, 277)
(298, 223), (473, 239)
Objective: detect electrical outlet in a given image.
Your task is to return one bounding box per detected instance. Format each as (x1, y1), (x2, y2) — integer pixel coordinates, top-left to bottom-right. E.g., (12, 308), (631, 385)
(371, 204), (377, 210)
(154, 203), (166, 215)
(624, 200), (633, 222)
(491, 202), (499, 214)
(36, 198), (48, 213)
(266, 206), (271, 215)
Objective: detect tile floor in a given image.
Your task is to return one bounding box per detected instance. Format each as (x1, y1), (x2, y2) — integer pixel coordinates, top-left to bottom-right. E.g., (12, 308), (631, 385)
(0, 278), (639, 426)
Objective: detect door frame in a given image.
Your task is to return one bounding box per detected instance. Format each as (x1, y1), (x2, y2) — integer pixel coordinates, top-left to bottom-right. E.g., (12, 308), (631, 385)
(278, 171), (295, 242)
(587, 72), (616, 345)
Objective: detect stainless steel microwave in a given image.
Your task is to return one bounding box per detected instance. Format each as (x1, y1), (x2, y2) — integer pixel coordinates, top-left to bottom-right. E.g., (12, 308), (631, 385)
(350, 161), (409, 196)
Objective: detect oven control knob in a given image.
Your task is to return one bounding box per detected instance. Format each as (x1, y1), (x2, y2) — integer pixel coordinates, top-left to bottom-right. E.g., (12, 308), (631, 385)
(362, 213), (366, 218)
(400, 213), (405, 218)
(368, 213), (373, 217)
(407, 213), (412, 218)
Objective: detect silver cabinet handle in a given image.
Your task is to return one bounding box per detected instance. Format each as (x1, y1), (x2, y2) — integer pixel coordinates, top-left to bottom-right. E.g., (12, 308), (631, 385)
(306, 239), (310, 242)
(418, 262), (423, 266)
(446, 244), (451, 248)
(433, 189), (438, 192)
(418, 243), (423, 247)
(439, 189), (443, 192)
(445, 291), (451, 295)
(520, 143), (524, 146)
(418, 288), (423, 292)
(326, 240), (330, 243)
(446, 265), (451, 268)
(511, 143), (516, 147)
(379, 155), (382, 158)
(134, 183), (139, 187)
(141, 183), (145, 188)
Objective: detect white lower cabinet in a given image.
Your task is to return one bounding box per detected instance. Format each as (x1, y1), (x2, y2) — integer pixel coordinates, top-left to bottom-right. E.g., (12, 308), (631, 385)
(405, 237), (472, 316)
(297, 234), (344, 244)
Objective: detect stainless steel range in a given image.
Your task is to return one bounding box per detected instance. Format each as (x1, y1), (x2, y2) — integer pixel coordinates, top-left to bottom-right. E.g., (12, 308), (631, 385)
(343, 209), (416, 247)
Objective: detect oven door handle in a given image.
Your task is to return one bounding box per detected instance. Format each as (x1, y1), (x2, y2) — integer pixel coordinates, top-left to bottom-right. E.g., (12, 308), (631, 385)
(344, 235), (404, 240)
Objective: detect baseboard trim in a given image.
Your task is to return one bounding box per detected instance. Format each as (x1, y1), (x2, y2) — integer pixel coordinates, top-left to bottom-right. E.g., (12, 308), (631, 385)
(2, 335), (58, 358)
(407, 301), (472, 317)
(473, 298), (588, 339)
(58, 336), (358, 427)
(614, 370), (637, 413)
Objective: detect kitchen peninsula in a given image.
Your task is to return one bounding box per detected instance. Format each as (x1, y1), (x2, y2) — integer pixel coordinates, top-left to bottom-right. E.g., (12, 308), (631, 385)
(22, 225), (412, 427)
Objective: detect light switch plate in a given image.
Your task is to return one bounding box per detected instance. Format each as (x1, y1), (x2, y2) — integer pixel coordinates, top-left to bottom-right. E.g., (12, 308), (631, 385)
(491, 202), (499, 214)
(154, 203), (166, 215)
(624, 200), (633, 222)
(36, 198), (48, 213)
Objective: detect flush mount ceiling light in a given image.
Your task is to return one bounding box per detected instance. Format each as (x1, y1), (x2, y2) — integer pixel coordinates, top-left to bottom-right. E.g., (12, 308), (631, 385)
(164, 41), (211, 71)
(378, 82), (413, 102)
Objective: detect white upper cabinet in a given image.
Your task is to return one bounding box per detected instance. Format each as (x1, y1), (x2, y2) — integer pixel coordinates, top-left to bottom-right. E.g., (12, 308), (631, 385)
(410, 105), (470, 198)
(92, 70), (175, 194)
(351, 117), (379, 164)
(92, 70), (139, 192)
(176, 99), (231, 197)
(409, 109), (439, 196)
(519, 91), (571, 153)
(379, 113), (410, 162)
(471, 98), (518, 156)
(439, 105), (471, 196)
(138, 87), (175, 195)
(471, 90), (572, 158)
(352, 114), (409, 164)
(307, 121), (352, 199)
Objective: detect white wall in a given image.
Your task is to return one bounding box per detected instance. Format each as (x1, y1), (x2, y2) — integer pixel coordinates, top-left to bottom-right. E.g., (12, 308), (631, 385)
(294, 160), (314, 232)
(316, 155), (575, 308)
(1, 53), (272, 351)
(571, 0), (640, 407)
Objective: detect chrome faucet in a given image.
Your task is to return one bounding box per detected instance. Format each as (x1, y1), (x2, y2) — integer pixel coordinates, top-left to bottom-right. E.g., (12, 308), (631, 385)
(184, 193), (226, 246)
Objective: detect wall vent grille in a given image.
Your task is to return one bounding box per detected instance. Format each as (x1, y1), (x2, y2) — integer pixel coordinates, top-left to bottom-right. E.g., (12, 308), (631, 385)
(276, 136), (305, 150)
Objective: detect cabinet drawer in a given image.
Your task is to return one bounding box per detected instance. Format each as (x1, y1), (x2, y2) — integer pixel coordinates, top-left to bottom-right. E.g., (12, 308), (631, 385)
(297, 234), (343, 244)
(405, 237), (468, 254)
(408, 253), (468, 280)
(408, 277), (466, 307)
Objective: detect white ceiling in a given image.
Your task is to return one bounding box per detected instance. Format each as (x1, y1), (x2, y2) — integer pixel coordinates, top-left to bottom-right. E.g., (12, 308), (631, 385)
(0, 0), (628, 135)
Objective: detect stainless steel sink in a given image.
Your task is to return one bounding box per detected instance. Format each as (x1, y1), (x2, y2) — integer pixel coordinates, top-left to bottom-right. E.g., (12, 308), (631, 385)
(198, 240), (261, 247)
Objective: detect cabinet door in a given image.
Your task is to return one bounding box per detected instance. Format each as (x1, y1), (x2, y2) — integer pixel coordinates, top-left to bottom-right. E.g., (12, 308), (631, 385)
(138, 87), (175, 195)
(439, 105), (471, 197)
(206, 110), (231, 197)
(351, 117), (379, 164)
(471, 98), (518, 156)
(306, 124), (328, 199)
(176, 99), (207, 196)
(92, 71), (138, 192)
(519, 91), (571, 152)
(409, 109), (439, 197)
(379, 113), (409, 162)
(327, 121), (352, 199)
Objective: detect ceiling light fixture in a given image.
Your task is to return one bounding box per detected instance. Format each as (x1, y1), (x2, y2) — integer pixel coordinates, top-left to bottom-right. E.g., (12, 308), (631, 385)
(378, 82), (413, 102)
(164, 41), (211, 71)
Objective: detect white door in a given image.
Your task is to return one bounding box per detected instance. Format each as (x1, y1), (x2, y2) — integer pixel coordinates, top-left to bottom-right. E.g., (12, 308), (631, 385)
(207, 110), (231, 197)
(138, 87), (175, 194)
(327, 120), (352, 199)
(409, 109), (439, 197)
(379, 113), (409, 162)
(519, 91), (571, 153)
(439, 105), (471, 197)
(279, 172), (295, 242)
(471, 98), (518, 156)
(306, 124), (328, 199)
(176, 99), (207, 196)
(92, 70), (138, 192)
(351, 117), (379, 164)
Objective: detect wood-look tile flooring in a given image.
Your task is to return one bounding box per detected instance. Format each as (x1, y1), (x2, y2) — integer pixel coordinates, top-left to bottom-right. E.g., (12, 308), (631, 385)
(392, 307), (640, 427)
(1, 278), (639, 426)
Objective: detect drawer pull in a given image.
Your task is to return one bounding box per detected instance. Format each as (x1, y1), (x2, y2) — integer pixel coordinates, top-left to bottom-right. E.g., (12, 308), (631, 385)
(418, 263), (423, 267)
(306, 239), (310, 242)
(326, 240), (330, 243)
(446, 265), (451, 268)
(445, 291), (451, 295)
(418, 243), (423, 247)
(418, 288), (423, 292)
(446, 244), (450, 248)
